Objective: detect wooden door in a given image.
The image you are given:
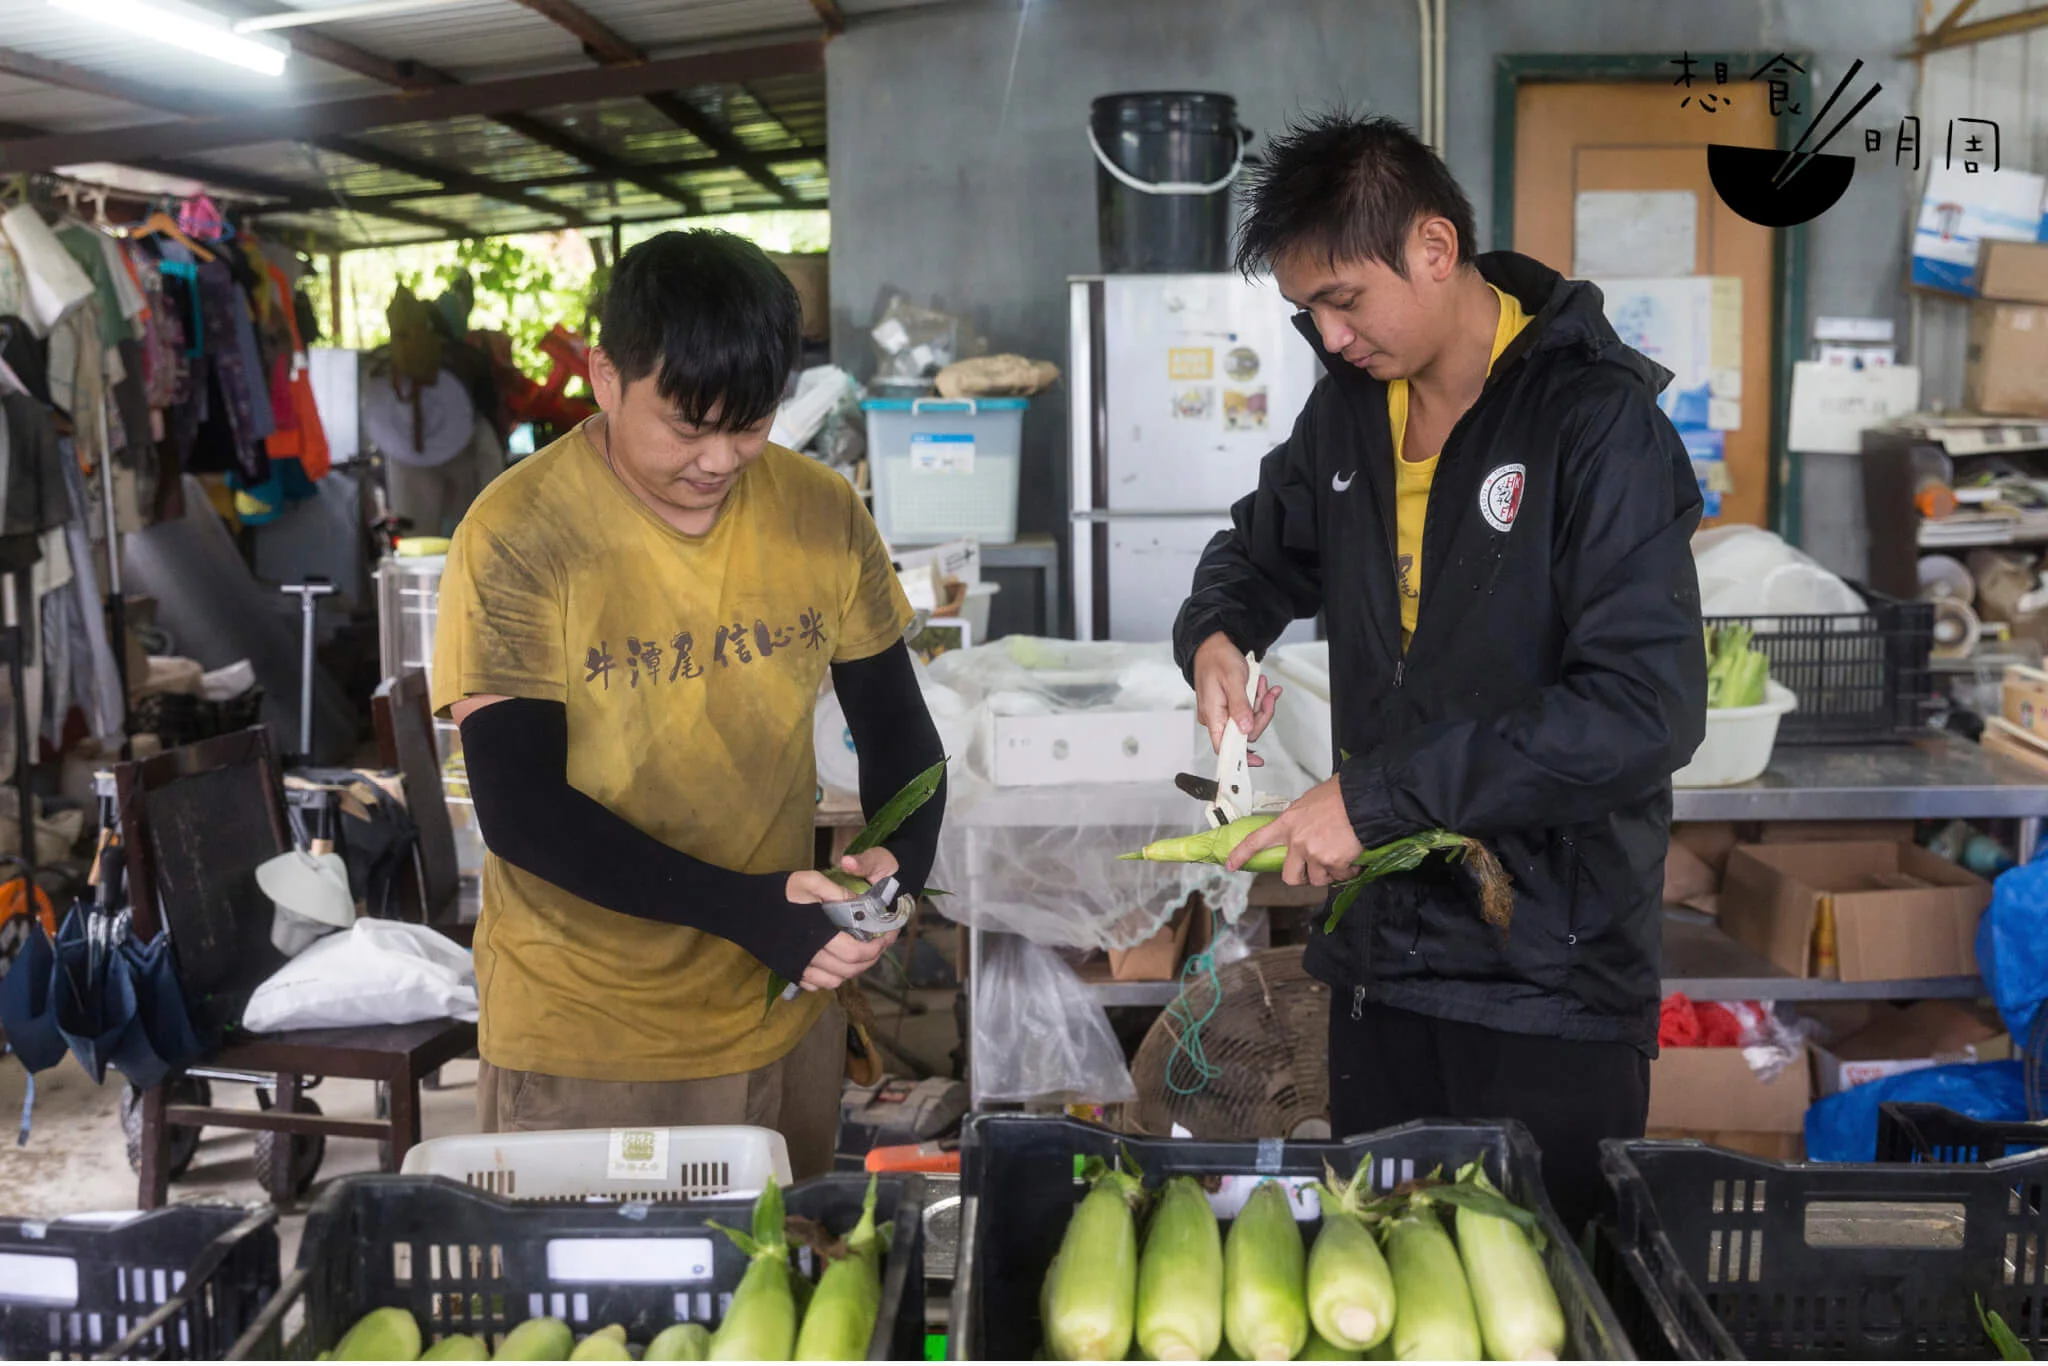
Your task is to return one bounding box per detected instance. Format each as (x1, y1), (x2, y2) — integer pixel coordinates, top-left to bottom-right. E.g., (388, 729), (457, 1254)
(1512, 81), (1778, 529)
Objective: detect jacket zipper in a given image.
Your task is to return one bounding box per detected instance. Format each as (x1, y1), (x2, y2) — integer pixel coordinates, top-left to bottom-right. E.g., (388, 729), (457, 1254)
(1393, 660), (1404, 689)
(1351, 986), (1366, 1021)
(1563, 834), (1581, 949)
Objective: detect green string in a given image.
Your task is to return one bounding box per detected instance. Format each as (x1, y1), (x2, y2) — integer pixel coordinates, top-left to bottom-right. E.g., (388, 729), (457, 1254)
(1164, 949), (1223, 1096)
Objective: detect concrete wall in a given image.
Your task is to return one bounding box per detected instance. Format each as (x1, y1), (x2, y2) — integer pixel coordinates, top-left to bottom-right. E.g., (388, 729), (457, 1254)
(828, 0), (1921, 605)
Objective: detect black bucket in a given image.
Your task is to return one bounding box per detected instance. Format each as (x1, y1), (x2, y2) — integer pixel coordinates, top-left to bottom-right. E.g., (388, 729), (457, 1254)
(1090, 91), (1245, 274)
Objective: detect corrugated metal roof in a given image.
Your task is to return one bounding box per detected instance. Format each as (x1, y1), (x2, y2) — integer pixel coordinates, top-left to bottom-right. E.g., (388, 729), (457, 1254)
(0, 0), (950, 244)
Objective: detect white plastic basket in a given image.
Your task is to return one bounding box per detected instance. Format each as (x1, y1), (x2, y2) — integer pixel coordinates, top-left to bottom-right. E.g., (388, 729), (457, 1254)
(397, 1125), (793, 1203)
(864, 398), (1025, 543)
(1673, 680), (1799, 788)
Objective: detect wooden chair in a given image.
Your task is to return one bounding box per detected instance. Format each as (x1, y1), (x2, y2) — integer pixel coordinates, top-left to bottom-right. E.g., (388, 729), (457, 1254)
(117, 727), (476, 1209)
(371, 670), (468, 947)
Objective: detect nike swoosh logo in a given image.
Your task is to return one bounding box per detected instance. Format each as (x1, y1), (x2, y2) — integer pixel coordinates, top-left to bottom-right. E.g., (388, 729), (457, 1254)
(1333, 470), (1356, 492)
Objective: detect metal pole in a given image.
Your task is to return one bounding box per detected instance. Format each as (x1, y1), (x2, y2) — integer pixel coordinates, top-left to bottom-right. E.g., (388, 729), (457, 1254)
(281, 580), (335, 762)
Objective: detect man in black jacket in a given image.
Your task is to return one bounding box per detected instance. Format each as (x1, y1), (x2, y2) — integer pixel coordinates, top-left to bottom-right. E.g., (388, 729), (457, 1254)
(1174, 114), (1706, 1230)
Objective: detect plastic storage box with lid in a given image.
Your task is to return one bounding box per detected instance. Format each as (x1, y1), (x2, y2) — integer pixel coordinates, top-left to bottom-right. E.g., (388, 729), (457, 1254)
(953, 1113), (1631, 1360)
(398, 1124), (792, 1203)
(863, 398), (1025, 544)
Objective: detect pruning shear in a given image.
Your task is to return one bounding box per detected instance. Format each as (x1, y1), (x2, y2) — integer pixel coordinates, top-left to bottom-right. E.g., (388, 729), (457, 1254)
(780, 873), (913, 1001)
(1174, 650), (1293, 830)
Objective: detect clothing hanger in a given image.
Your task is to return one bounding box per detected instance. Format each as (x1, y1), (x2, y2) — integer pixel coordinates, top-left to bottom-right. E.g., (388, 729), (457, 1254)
(129, 208), (215, 263)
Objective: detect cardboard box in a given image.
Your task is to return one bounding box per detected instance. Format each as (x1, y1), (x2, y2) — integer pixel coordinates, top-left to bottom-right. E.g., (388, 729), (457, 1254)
(1758, 821), (1916, 845)
(1978, 240), (2048, 304)
(1649, 1045), (1810, 1133)
(767, 252), (829, 343)
(2002, 665), (2048, 742)
(1912, 164), (2046, 296)
(1646, 1128), (1804, 1161)
(1811, 1000), (2006, 1095)
(1966, 301), (2048, 416)
(1984, 715), (2048, 775)
(1107, 895), (1215, 982)
(1719, 842), (1989, 981)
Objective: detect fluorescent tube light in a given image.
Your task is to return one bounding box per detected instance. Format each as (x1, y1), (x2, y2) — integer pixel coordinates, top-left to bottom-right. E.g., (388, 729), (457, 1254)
(48, 0), (290, 78)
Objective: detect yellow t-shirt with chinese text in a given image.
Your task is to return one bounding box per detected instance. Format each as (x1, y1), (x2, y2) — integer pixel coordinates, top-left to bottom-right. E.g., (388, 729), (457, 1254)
(430, 423), (914, 1082)
(1388, 283), (1532, 647)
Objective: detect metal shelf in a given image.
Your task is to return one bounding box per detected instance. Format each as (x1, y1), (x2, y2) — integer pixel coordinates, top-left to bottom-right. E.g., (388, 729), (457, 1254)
(1669, 741), (2048, 825)
(1078, 912), (1987, 1011)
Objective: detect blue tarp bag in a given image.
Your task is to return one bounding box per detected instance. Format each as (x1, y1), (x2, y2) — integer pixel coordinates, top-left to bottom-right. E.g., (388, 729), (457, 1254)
(1806, 1061), (2029, 1162)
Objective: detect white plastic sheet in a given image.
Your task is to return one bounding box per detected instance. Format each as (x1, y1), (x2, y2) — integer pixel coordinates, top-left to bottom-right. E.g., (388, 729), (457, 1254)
(241, 919), (476, 1032)
(971, 935), (1134, 1105)
(924, 638), (1312, 952)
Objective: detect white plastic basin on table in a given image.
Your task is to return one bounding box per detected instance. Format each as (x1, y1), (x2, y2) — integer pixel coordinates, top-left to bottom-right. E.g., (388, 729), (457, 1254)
(397, 1125), (792, 1203)
(1673, 681), (1799, 788)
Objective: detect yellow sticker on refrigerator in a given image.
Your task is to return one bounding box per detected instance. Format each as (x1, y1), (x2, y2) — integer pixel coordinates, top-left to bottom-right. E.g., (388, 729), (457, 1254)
(1168, 347), (1215, 380)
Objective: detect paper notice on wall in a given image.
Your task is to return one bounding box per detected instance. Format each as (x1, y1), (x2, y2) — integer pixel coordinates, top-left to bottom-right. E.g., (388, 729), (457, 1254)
(1574, 191), (1698, 278)
(1786, 361), (1922, 453)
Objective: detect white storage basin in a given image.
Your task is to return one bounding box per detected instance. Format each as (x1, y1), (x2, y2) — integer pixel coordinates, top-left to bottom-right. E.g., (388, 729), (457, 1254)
(1673, 681), (1798, 788)
(397, 1125), (792, 1203)
(864, 398), (1024, 543)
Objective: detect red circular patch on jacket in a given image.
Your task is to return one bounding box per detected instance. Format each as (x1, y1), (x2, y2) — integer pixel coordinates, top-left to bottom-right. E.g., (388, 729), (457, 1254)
(1479, 463), (1526, 533)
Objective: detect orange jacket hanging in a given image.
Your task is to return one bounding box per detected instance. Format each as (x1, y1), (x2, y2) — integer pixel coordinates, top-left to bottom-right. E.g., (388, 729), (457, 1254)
(261, 259), (330, 479)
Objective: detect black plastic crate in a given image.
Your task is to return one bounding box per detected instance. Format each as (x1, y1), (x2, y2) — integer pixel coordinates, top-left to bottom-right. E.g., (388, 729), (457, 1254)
(954, 1114), (1631, 1360)
(227, 1173), (925, 1360)
(1705, 589), (1934, 744)
(1603, 1136), (2048, 1358)
(0, 1204), (279, 1360)
(1877, 1103), (2048, 1165)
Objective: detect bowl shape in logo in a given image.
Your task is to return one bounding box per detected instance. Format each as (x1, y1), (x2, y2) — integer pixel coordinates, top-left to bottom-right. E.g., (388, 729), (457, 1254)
(1707, 143), (1855, 228)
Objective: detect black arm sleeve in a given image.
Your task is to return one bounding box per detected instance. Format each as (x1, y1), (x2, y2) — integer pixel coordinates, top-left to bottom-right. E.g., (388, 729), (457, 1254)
(458, 698), (838, 983)
(1171, 398), (1326, 681)
(831, 641), (947, 896)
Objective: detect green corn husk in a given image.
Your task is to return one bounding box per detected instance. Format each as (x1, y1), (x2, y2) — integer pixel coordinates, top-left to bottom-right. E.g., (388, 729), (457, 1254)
(1979, 1294), (2032, 1361)
(766, 758), (949, 1005)
(794, 1175), (891, 1361)
(1119, 820), (1513, 935)
(569, 1328), (632, 1362)
(1042, 1158), (1145, 1361)
(1223, 1181), (1309, 1362)
(1705, 624), (1770, 709)
(1134, 1175), (1224, 1361)
(1383, 1201), (1481, 1362)
(709, 1180), (799, 1362)
(645, 1324), (712, 1362)
(1308, 1163), (1396, 1353)
(493, 1318), (573, 1361)
(335, 1307), (423, 1361)
(1447, 1163), (1564, 1362)
(422, 1335), (489, 1361)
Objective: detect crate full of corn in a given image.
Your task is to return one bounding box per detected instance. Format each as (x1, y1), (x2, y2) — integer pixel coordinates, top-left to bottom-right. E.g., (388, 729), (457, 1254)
(952, 1114), (1631, 1361)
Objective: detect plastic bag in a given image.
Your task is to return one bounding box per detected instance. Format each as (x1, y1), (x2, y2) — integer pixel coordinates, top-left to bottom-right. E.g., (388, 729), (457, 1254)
(972, 935), (1135, 1106)
(869, 296), (982, 382)
(241, 918), (476, 1032)
(1978, 849), (2048, 1050)
(1804, 1060), (2028, 1162)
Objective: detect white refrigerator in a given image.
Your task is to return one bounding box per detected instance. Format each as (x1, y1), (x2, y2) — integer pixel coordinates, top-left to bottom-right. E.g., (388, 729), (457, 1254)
(1068, 273), (1322, 644)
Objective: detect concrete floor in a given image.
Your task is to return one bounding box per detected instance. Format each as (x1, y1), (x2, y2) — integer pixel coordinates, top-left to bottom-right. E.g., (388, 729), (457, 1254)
(0, 976), (960, 1267)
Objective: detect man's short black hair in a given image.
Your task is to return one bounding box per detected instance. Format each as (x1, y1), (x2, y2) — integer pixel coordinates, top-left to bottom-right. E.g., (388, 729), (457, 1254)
(598, 229), (800, 431)
(1235, 111), (1477, 279)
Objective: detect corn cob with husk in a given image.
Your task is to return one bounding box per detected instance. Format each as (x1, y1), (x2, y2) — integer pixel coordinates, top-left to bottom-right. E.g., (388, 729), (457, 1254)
(1446, 1161), (1564, 1362)
(1119, 815), (1513, 935)
(793, 1175), (890, 1361)
(708, 1180), (799, 1361)
(1042, 1157), (1146, 1360)
(1224, 1180), (1309, 1362)
(1308, 1162), (1396, 1354)
(1134, 1175), (1224, 1361)
(1381, 1195), (1481, 1362)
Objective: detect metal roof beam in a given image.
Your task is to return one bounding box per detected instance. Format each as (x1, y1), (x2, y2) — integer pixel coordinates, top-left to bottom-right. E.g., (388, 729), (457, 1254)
(268, 144), (823, 213)
(0, 41), (824, 173)
(505, 0), (802, 205)
(0, 45), (206, 114)
(315, 134), (594, 227)
(138, 156), (474, 237)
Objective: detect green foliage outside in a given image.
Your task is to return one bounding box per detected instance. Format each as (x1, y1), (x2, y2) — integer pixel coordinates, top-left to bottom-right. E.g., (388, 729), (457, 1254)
(304, 210), (828, 384)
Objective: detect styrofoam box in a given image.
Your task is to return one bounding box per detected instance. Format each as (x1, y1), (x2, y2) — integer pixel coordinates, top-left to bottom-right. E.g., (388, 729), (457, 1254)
(987, 709), (1191, 787)
(1265, 641), (1333, 780)
(864, 398), (1025, 544)
(1814, 1044), (1984, 1097)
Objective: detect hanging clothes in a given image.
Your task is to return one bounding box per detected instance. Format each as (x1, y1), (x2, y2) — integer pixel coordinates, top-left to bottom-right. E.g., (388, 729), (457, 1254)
(50, 447), (121, 743)
(0, 205), (91, 336)
(259, 254), (329, 480)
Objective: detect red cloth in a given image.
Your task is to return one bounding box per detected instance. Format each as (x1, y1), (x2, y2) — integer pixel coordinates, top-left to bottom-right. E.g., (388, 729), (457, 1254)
(1659, 994), (1749, 1048)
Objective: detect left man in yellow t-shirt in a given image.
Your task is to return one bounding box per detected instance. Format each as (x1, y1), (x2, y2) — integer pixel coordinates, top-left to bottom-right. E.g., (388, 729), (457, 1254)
(430, 230), (946, 1176)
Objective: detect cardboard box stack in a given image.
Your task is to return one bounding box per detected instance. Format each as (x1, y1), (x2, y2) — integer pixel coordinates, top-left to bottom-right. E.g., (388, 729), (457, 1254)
(1967, 241), (2048, 415)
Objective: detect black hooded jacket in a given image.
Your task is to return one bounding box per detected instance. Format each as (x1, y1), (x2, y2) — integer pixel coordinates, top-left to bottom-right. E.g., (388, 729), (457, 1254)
(1172, 252), (1708, 1053)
